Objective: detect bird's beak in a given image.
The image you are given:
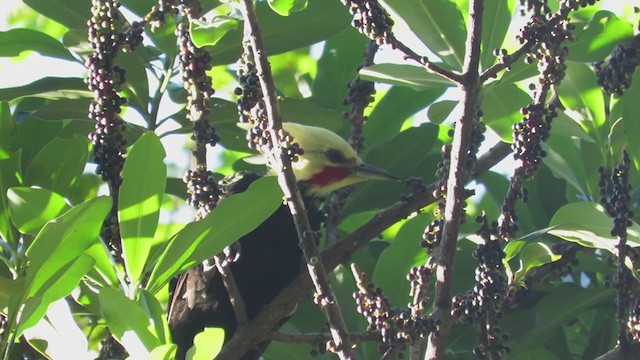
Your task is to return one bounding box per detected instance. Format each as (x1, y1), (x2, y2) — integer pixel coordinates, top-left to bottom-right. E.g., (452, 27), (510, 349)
(353, 163), (400, 181)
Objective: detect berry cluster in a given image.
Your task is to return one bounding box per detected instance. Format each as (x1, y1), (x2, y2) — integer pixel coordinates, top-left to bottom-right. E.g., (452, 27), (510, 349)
(595, 42), (640, 95)
(176, 22), (219, 150)
(598, 152), (634, 237)
(145, 0), (179, 31)
(406, 264), (433, 313)
(122, 20), (144, 52)
(86, 0), (128, 187)
(184, 169), (220, 218)
(342, 64), (376, 153)
(452, 216), (509, 359)
(340, 0), (394, 46)
(352, 266), (438, 356)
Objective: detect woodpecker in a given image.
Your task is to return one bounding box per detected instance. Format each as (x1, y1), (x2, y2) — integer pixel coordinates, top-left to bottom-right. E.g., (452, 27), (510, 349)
(168, 123), (397, 359)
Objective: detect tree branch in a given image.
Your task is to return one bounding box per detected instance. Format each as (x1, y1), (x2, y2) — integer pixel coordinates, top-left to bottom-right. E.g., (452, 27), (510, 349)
(237, 1), (353, 358)
(425, 0), (484, 358)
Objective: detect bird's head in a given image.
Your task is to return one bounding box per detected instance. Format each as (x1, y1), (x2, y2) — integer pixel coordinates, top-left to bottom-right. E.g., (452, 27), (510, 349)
(281, 122), (398, 195)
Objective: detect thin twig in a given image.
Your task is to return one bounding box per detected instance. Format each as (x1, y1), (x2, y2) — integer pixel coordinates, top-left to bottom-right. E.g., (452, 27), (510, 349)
(213, 256), (248, 326)
(425, 0), (484, 359)
(268, 331), (379, 344)
(238, 1), (353, 358)
(388, 36), (463, 85)
(215, 141), (511, 360)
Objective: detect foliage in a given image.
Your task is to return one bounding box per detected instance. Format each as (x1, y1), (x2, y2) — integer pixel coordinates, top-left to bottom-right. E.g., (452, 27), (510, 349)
(0, 0), (639, 359)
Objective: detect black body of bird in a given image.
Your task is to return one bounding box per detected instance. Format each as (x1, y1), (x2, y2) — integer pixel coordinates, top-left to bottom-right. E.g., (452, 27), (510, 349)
(169, 171), (323, 359)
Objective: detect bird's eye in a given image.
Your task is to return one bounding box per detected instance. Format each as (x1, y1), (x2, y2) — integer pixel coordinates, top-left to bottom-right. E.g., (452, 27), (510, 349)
(324, 148), (346, 164)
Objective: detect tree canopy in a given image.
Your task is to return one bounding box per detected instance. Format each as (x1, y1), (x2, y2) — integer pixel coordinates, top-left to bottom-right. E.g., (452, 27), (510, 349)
(1, 0), (640, 359)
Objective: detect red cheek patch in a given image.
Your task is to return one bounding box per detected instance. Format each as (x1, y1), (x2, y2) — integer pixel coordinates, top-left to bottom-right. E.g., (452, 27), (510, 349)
(309, 166), (352, 187)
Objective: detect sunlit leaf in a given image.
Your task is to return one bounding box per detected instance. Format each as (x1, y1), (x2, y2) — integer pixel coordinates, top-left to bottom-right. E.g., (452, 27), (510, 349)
(185, 328), (225, 360)
(568, 11), (634, 62)
(146, 176), (282, 293)
(360, 64), (455, 91)
(7, 187), (70, 236)
(267, 0), (308, 16)
(119, 132), (167, 285)
(0, 77), (90, 101)
(190, 16), (239, 47)
(0, 29), (75, 61)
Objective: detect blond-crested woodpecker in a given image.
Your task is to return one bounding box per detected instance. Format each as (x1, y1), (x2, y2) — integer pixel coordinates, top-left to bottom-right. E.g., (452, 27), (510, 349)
(169, 123), (397, 359)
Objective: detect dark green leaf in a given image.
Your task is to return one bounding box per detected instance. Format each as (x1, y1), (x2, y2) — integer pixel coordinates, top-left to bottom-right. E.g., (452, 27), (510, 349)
(115, 52), (150, 118)
(365, 87), (445, 147)
(482, 83), (531, 142)
(0, 101), (16, 159)
(190, 17), (240, 48)
(344, 124), (441, 214)
(620, 71), (640, 165)
(146, 176), (282, 293)
(360, 64), (455, 91)
(208, 0), (351, 65)
(17, 254), (94, 336)
(0, 29), (75, 61)
(0, 77), (90, 101)
(381, 0), (467, 70)
(99, 287), (161, 355)
(373, 214), (430, 306)
(24, 197), (111, 299)
(512, 242), (561, 283)
(311, 27), (367, 111)
(480, 0), (515, 70)
(427, 100), (458, 125)
(24, 0), (90, 30)
(25, 135), (89, 197)
(119, 132), (167, 285)
(185, 328), (225, 360)
(268, 0), (308, 16)
(556, 62), (606, 145)
(30, 98), (93, 121)
(7, 187), (70, 236)
(568, 11), (634, 62)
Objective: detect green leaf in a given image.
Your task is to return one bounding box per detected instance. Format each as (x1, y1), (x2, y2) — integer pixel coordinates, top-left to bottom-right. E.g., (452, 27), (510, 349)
(0, 77), (90, 101)
(17, 255), (94, 336)
(208, 0), (351, 65)
(427, 100), (458, 125)
(548, 202), (640, 251)
(365, 87), (446, 147)
(568, 11), (634, 62)
(0, 154), (22, 248)
(557, 62), (606, 145)
(149, 344), (177, 360)
(620, 71), (640, 167)
(99, 287), (161, 356)
(84, 242), (119, 287)
(344, 125), (441, 214)
(146, 176), (282, 293)
(25, 135), (89, 197)
(185, 328), (225, 360)
(480, 0), (515, 70)
(512, 242), (561, 283)
(29, 98), (93, 121)
(190, 17), (240, 47)
(373, 214), (430, 306)
(138, 290), (171, 345)
(0, 101), (16, 159)
(24, 197), (112, 298)
(7, 187), (70, 236)
(482, 83), (531, 142)
(119, 132), (167, 286)
(380, 0), (467, 70)
(360, 64), (455, 91)
(267, 0), (308, 16)
(115, 51), (150, 117)
(508, 284), (612, 351)
(24, 0), (90, 30)
(0, 29), (75, 61)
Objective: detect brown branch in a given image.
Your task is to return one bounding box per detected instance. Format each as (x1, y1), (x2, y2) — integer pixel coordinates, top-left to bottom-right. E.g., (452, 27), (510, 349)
(213, 256), (248, 326)
(237, 1), (353, 358)
(268, 331), (379, 344)
(388, 35), (463, 85)
(479, 40), (534, 83)
(214, 140), (510, 360)
(425, 0), (484, 359)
